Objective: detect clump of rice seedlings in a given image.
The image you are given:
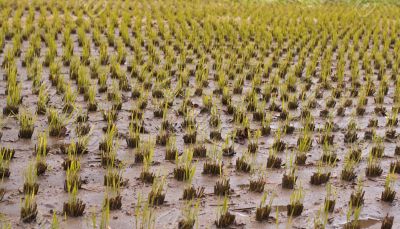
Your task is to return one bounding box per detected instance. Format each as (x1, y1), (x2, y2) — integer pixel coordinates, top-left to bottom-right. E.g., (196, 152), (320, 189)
(385, 111), (397, 139)
(98, 67), (108, 93)
(75, 113), (91, 136)
(256, 192), (274, 221)
(249, 168), (266, 192)
(203, 146), (223, 176)
(282, 153), (297, 189)
(63, 185), (85, 217)
(135, 138), (155, 164)
(209, 105), (221, 127)
(370, 135), (384, 158)
(222, 132), (235, 156)
(350, 178), (365, 207)
(310, 161), (331, 185)
(247, 130), (261, 154)
(318, 119), (334, 145)
(297, 126), (312, 160)
(20, 193), (37, 223)
(365, 154), (383, 177)
(389, 159), (400, 174)
(260, 113), (272, 136)
(99, 126), (118, 165)
(156, 126), (170, 146)
(104, 161), (127, 186)
(179, 201), (199, 229)
(174, 148), (195, 181)
(183, 124), (197, 144)
(85, 86), (97, 112)
(64, 159), (82, 191)
(102, 109), (118, 132)
(62, 132), (90, 155)
(4, 81), (21, 115)
(236, 151), (253, 173)
(267, 147), (282, 169)
(381, 170), (396, 202)
(108, 81), (122, 110)
(235, 114), (250, 140)
(341, 153), (358, 182)
(321, 143), (337, 164)
(23, 162), (39, 194)
(126, 116), (141, 148)
(215, 195), (235, 228)
(47, 108), (67, 137)
(148, 176), (166, 206)
(202, 94), (213, 113)
(165, 136), (178, 160)
(182, 166), (205, 200)
(134, 194), (155, 229)
(99, 40), (109, 65)
(344, 118), (358, 143)
(253, 101), (266, 121)
(18, 109), (36, 139)
(137, 91), (149, 110)
(356, 89), (367, 116)
(140, 147), (155, 184)
(36, 84), (49, 115)
(381, 214), (394, 229)
(324, 183), (336, 213)
(62, 142), (79, 171)
(210, 122), (222, 141)
(343, 204), (361, 229)
(103, 178), (122, 210)
(287, 186), (304, 217)
(0, 148), (12, 178)
(214, 176), (231, 196)
(272, 129), (285, 152)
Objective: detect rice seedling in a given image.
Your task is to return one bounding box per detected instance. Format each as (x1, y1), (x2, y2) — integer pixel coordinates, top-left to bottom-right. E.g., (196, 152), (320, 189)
(18, 109), (36, 139)
(215, 195), (235, 228)
(255, 192), (274, 221)
(47, 108), (68, 137)
(0, 148), (12, 178)
(343, 204), (361, 229)
(179, 201), (199, 229)
(203, 146), (223, 176)
(287, 186), (304, 217)
(174, 148), (195, 181)
(381, 169), (396, 202)
(282, 153), (297, 189)
(310, 161), (331, 185)
(134, 194), (156, 229)
(140, 146), (155, 183)
(324, 183), (336, 213)
(63, 185), (85, 217)
(148, 176), (166, 206)
(4, 81), (21, 115)
(366, 153), (383, 177)
(36, 84), (49, 115)
(103, 176), (122, 210)
(350, 178), (365, 208)
(20, 193), (37, 223)
(23, 161), (39, 195)
(267, 147), (282, 169)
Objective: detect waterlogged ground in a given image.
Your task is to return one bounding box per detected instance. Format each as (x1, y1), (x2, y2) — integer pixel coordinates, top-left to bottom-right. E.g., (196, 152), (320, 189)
(0, 0), (400, 228)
